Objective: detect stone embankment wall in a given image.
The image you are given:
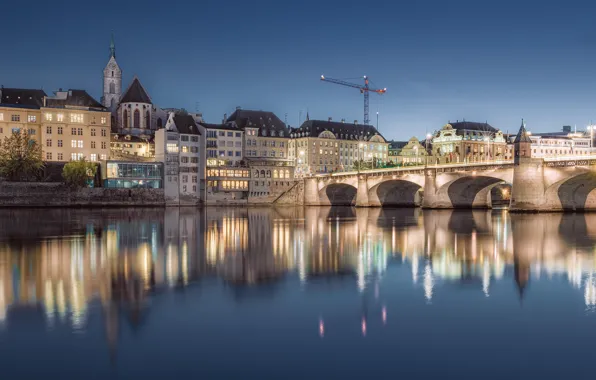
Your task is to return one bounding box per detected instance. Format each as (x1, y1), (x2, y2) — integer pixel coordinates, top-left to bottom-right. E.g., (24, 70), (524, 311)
(0, 182), (164, 207)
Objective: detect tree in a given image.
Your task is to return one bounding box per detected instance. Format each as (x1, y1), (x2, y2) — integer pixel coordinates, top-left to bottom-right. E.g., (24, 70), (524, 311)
(62, 159), (98, 187)
(0, 130), (44, 181)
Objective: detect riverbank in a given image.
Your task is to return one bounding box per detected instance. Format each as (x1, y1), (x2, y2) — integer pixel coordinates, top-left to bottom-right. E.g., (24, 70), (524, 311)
(0, 182), (164, 207)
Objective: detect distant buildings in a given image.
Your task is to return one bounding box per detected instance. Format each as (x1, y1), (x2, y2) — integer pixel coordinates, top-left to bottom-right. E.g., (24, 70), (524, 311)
(387, 137), (428, 165)
(507, 125), (593, 159)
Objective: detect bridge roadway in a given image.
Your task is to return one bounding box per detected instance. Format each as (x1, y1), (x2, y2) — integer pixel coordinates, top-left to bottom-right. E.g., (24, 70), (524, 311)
(276, 156), (596, 211)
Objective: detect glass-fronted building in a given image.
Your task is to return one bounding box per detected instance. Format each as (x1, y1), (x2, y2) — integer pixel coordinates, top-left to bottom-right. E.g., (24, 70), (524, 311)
(101, 161), (163, 189)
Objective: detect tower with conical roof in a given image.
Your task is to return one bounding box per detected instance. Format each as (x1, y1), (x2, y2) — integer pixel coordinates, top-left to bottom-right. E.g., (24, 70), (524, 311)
(513, 118), (532, 165)
(101, 33), (122, 112)
(510, 118), (545, 210)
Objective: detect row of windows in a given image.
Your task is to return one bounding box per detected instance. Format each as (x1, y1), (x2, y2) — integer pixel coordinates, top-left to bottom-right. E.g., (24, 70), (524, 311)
(180, 135), (200, 142)
(217, 150), (242, 157)
(181, 175), (198, 183)
(43, 126), (107, 136)
(245, 151), (285, 157)
(245, 139), (285, 147)
(44, 152), (107, 161)
(207, 169), (250, 178)
(45, 139), (107, 149)
(218, 141), (242, 147)
(254, 169), (291, 179)
(180, 157), (200, 164)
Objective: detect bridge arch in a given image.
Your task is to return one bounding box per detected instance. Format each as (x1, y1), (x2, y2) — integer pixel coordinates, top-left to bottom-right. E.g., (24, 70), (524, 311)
(319, 183), (358, 206)
(368, 179), (423, 207)
(544, 171), (596, 211)
(429, 170), (513, 208)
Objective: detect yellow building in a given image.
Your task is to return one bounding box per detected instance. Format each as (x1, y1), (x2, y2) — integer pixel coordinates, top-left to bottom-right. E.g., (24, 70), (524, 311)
(0, 88), (45, 143)
(42, 90), (111, 162)
(110, 133), (154, 160)
(289, 119), (388, 176)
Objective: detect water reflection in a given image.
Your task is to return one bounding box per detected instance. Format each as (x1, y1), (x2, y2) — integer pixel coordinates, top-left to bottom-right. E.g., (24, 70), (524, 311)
(2, 207), (596, 374)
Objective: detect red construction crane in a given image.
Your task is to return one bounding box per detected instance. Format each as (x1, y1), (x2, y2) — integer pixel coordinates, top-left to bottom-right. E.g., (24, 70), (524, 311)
(320, 75), (386, 125)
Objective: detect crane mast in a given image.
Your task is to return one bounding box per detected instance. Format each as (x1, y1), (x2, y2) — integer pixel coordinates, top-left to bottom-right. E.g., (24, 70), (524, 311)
(320, 75), (386, 125)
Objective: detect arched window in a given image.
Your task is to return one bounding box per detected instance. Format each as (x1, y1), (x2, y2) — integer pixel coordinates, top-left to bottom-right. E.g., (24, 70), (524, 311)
(134, 109), (140, 129)
(123, 110), (128, 129)
(145, 110), (150, 129)
(285, 169), (290, 179)
(260, 170), (265, 177)
(109, 82), (115, 94)
(111, 70), (114, 77)
(254, 171), (259, 178)
(273, 170), (278, 178)
(110, 98), (115, 110)
(157, 118), (163, 128)
(266, 170), (271, 178)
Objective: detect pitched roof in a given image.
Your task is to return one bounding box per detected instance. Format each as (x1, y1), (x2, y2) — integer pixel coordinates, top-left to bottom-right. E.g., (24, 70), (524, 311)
(0, 88), (47, 108)
(120, 77), (152, 104)
(514, 119), (532, 143)
(448, 121), (498, 133)
(200, 122), (241, 132)
(291, 119), (386, 142)
(226, 109), (289, 138)
(388, 140), (409, 150)
(45, 89), (105, 110)
(173, 114), (201, 135)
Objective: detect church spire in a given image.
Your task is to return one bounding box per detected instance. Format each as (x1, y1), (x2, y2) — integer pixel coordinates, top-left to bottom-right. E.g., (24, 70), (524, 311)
(110, 32), (116, 59)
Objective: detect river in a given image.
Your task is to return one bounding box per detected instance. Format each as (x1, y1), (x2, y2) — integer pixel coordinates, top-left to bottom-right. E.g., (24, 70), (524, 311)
(0, 207), (595, 379)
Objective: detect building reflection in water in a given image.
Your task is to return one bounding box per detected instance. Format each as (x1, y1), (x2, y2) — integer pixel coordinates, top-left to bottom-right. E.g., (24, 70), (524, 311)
(2, 206), (596, 337)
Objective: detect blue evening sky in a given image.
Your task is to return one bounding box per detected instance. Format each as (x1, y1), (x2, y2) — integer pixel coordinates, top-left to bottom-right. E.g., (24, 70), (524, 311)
(2, 0), (596, 140)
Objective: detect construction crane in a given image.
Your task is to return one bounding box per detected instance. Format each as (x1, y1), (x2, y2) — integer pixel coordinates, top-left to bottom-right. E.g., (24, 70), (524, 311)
(320, 75), (386, 125)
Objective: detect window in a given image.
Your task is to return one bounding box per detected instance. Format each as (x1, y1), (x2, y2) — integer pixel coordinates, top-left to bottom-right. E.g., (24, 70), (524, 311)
(28, 129), (36, 135)
(167, 143), (179, 153)
(11, 115), (20, 122)
(182, 175), (188, 183)
(193, 186), (197, 192)
(181, 135), (189, 141)
(101, 129), (107, 137)
(227, 132), (233, 137)
(70, 128), (76, 135)
(183, 185), (187, 192)
(192, 176), (197, 183)
(270, 151), (276, 157)
(70, 113), (83, 123)
(236, 151), (241, 157)
(58, 140), (63, 147)
(71, 140), (77, 148)
(134, 110), (140, 128)
(57, 113), (64, 122)
(101, 117), (107, 125)
(57, 127), (63, 135)
(91, 141), (96, 149)
(90, 154), (97, 161)
(78, 140), (84, 148)
(45, 113), (52, 121)
(123, 110), (129, 129)
(0, 113), (3, 121)
(218, 150), (225, 156)
(101, 142), (107, 149)
(145, 110), (150, 129)
(28, 115), (36, 122)
(90, 128), (96, 137)
(57, 153), (63, 161)
(182, 146), (189, 153)
(78, 128), (83, 136)
(219, 131), (225, 137)
(46, 152), (52, 160)
(228, 151), (233, 157)
(227, 141), (233, 147)
(235, 132), (241, 138)
(181, 157), (189, 163)
(45, 126), (51, 134)
(46, 139), (52, 147)
(101, 154), (106, 160)
(71, 153), (77, 160)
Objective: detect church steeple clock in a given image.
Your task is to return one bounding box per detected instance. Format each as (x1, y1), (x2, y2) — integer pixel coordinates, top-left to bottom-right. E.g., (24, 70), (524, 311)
(101, 33), (122, 112)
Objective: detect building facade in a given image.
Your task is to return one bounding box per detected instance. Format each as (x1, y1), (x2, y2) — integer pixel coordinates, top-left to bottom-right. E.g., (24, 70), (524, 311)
(110, 133), (154, 160)
(431, 121), (507, 164)
(507, 125), (594, 158)
(201, 122), (244, 167)
(0, 88), (46, 144)
(289, 119), (388, 176)
(42, 90), (111, 162)
(155, 112), (205, 205)
(387, 137), (429, 165)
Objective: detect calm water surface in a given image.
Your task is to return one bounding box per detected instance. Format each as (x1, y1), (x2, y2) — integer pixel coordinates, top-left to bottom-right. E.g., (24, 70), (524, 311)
(0, 207), (596, 379)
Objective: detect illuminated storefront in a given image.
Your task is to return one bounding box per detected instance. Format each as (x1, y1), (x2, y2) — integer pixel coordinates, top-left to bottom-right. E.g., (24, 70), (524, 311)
(101, 160), (163, 188)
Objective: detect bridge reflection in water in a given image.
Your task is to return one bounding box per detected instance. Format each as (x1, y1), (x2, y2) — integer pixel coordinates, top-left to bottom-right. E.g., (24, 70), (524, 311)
(1, 207), (595, 324)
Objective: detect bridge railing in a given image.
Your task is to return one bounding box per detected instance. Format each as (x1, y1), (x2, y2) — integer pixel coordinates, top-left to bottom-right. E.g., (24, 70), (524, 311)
(312, 159), (514, 177)
(542, 154), (596, 162)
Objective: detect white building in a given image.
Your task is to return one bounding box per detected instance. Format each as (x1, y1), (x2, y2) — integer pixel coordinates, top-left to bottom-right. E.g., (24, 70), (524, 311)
(155, 112), (205, 205)
(201, 122), (244, 167)
(508, 126), (594, 159)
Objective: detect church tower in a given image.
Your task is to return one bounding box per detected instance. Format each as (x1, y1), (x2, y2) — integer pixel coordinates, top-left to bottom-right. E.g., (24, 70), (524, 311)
(101, 33), (122, 112)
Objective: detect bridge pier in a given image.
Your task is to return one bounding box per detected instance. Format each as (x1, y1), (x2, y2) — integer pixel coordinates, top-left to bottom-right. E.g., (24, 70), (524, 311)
(304, 177), (319, 206)
(510, 159), (545, 211)
(355, 175), (370, 207)
(421, 169), (440, 208)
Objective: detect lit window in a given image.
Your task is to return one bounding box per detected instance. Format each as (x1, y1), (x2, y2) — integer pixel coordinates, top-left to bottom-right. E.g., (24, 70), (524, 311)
(101, 154), (106, 160)
(167, 143), (179, 153)
(101, 117), (107, 124)
(71, 140), (77, 148)
(77, 153), (83, 160)
(28, 115), (36, 122)
(57, 114), (64, 122)
(90, 154), (97, 161)
(70, 113), (84, 123)
(182, 146), (189, 153)
(45, 113), (52, 121)
(71, 153), (77, 160)
(78, 140), (83, 148)
(11, 115), (20, 122)
(0, 113), (3, 121)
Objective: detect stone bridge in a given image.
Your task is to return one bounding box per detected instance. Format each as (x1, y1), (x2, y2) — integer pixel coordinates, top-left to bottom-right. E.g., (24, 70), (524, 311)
(277, 157), (596, 210)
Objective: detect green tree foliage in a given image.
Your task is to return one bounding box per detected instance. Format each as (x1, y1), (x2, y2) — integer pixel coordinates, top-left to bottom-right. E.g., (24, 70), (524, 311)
(62, 159), (98, 187)
(0, 130), (44, 181)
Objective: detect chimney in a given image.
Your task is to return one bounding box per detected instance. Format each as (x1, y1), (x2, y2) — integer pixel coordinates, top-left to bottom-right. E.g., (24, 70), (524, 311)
(341, 119), (345, 123)
(328, 117), (332, 122)
(236, 106), (241, 110)
(354, 120), (358, 125)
